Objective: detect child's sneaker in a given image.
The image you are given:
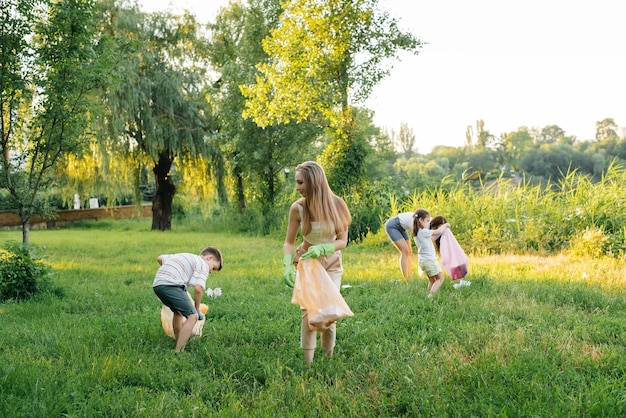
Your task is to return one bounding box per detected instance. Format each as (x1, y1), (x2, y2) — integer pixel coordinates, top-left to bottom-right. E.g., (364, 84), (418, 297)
(460, 280), (471, 287)
(453, 282), (462, 290)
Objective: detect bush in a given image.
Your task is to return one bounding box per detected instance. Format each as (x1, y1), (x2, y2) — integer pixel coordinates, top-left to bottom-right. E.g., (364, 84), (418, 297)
(0, 242), (53, 302)
(345, 185), (389, 243)
(569, 227), (609, 258)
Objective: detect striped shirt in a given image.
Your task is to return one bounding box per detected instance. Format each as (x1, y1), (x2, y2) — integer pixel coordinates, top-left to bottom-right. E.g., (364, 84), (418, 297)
(152, 253), (209, 289)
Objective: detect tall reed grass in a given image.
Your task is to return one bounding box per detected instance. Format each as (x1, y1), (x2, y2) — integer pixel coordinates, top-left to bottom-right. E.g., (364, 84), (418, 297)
(390, 162), (626, 256)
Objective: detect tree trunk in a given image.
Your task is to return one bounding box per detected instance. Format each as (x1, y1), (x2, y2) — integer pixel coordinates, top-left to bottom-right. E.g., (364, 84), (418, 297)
(19, 206), (30, 244)
(267, 167), (275, 206)
(22, 221), (30, 244)
(151, 153), (175, 231)
(236, 172), (245, 214)
(212, 155), (229, 205)
(233, 158), (246, 214)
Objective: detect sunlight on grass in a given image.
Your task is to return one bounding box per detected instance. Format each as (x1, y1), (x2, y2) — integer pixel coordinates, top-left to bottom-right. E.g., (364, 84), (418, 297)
(471, 253), (625, 290)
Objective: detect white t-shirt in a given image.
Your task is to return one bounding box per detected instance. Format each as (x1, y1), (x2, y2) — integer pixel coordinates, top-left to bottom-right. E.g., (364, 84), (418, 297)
(152, 253), (209, 289)
(397, 212), (415, 232)
(414, 229), (437, 261)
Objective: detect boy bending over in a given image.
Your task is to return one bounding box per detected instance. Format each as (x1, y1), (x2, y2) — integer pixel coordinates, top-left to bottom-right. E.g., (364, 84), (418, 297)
(152, 246), (223, 352)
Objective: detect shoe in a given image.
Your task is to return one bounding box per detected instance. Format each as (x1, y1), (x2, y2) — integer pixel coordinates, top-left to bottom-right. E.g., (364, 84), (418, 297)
(427, 293), (433, 299)
(453, 283), (462, 290)
(460, 280), (471, 287)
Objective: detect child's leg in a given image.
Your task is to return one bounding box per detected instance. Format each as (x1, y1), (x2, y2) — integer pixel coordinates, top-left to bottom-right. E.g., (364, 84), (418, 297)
(427, 276), (436, 292)
(172, 312), (184, 339)
(429, 272), (445, 294)
(392, 239), (412, 279)
(175, 313), (198, 352)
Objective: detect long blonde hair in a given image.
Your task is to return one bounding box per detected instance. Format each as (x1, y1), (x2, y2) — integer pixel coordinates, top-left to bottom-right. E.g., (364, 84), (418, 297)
(296, 161), (351, 236)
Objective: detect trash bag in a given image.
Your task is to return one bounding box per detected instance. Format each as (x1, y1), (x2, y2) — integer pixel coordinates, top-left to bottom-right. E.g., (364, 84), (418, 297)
(160, 292), (208, 339)
(291, 258), (354, 331)
(440, 229), (469, 280)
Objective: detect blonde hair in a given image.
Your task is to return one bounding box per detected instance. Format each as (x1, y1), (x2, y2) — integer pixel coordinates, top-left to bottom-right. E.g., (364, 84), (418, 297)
(296, 161), (351, 236)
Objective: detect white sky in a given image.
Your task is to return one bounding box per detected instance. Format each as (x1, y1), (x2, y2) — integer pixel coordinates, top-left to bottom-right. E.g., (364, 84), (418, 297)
(138, 0), (626, 153)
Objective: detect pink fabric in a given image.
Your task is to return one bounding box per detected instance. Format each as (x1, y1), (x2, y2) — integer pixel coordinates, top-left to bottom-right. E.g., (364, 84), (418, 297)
(440, 229), (469, 280)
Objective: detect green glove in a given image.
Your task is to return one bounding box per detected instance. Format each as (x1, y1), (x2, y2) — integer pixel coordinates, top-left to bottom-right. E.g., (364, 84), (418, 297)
(301, 243), (336, 259)
(283, 254), (295, 288)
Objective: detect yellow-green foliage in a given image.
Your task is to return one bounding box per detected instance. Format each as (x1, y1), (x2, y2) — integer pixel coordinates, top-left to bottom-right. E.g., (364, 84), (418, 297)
(379, 163), (626, 257)
(175, 155), (221, 217)
(56, 143), (147, 206)
(569, 227), (610, 258)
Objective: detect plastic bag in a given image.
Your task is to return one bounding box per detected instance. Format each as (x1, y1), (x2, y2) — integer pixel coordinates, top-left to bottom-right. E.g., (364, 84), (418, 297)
(160, 292), (208, 339)
(439, 229), (469, 280)
(291, 258), (354, 331)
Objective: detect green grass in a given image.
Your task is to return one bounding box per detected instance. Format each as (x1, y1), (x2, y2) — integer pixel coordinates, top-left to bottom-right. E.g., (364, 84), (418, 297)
(1, 219), (625, 417)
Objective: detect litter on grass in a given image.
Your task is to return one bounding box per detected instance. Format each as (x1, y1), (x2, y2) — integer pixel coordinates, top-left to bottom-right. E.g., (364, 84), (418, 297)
(453, 280), (471, 290)
(206, 288), (222, 298)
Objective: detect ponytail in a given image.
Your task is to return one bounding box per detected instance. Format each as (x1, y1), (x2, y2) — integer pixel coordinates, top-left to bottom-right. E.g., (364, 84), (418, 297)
(412, 209), (430, 236)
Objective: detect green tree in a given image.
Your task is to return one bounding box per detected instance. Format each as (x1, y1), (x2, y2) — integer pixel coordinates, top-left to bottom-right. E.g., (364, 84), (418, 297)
(319, 107), (371, 193)
(208, 0), (318, 223)
(465, 120), (497, 151)
(465, 149), (497, 180)
(465, 125), (473, 150)
(583, 135), (626, 175)
(595, 118), (618, 141)
(365, 124), (397, 181)
(503, 127), (534, 170)
(538, 124), (576, 146)
(519, 143), (594, 180)
(397, 122), (416, 158)
(476, 119), (498, 150)
(393, 156), (439, 191)
(241, 0), (421, 191)
(0, 0), (103, 243)
(94, 3), (213, 230)
(539, 124), (565, 144)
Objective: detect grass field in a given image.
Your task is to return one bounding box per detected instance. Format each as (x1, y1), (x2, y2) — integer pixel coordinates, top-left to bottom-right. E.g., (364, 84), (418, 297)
(1, 219), (625, 417)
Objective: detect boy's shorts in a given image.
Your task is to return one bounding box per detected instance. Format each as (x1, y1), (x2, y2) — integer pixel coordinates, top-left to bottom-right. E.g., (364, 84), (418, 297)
(153, 285), (196, 317)
(385, 216), (409, 242)
(419, 258), (442, 277)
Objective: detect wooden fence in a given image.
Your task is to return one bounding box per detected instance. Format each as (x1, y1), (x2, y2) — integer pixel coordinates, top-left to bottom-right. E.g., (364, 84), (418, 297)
(0, 205), (152, 229)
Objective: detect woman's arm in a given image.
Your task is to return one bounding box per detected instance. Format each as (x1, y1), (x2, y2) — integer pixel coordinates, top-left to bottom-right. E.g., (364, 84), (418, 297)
(332, 229), (349, 251)
(283, 202), (301, 256)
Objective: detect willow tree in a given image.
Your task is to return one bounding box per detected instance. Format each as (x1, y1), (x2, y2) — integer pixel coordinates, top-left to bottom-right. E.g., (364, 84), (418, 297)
(95, 2), (214, 230)
(241, 0), (421, 191)
(0, 0), (102, 243)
